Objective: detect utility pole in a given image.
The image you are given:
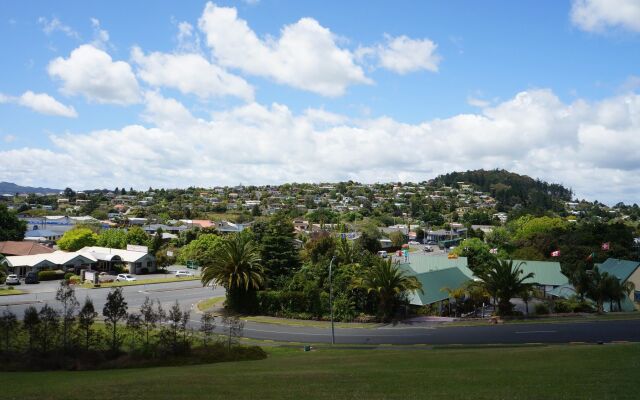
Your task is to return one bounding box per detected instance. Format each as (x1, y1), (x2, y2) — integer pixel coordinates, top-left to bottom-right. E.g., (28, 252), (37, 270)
(329, 256), (336, 345)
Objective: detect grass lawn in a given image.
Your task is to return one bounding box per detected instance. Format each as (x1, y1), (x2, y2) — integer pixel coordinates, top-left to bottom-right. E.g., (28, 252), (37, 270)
(196, 296), (225, 311)
(2, 343), (639, 399)
(81, 276), (199, 289)
(0, 287), (24, 296)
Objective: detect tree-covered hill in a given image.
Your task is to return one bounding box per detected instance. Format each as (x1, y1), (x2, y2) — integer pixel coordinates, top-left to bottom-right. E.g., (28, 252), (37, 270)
(432, 169), (573, 214)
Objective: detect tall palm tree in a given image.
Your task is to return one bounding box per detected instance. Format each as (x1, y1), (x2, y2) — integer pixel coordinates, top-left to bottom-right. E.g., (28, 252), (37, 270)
(353, 258), (423, 322)
(586, 267), (617, 313)
(443, 286), (466, 317)
(200, 233), (265, 313)
(477, 259), (535, 316)
(609, 279), (635, 312)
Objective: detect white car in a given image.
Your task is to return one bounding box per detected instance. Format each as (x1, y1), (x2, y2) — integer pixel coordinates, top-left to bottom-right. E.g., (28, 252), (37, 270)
(408, 241), (420, 245)
(175, 270), (194, 278)
(115, 274), (136, 282)
(5, 274), (20, 285)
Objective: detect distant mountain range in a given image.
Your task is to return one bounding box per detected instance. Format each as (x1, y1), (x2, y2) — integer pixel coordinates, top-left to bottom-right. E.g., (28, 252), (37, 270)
(0, 181), (61, 195)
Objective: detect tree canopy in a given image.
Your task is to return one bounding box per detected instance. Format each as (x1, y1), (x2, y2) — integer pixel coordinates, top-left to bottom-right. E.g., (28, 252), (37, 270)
(0, 204), (26, 241)
(57, 228), (98, 251)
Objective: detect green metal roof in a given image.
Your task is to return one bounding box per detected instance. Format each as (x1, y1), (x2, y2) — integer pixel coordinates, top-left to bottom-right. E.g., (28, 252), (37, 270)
(399, 254), (473, 278)
(510, 260), (568, 287)
(598, 258), (640, 282)
(407, 267), (473, 306)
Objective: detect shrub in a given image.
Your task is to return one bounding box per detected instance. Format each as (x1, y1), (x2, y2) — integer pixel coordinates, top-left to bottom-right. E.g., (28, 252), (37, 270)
(69, 276), (82, 285)
(38, 270), (65, 281)
(64, 272), (74, 281)
(534, 302), (550, 315)
(555, 296), (595, 313)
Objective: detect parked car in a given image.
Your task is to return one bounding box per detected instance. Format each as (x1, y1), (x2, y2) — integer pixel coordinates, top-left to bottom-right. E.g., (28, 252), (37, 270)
(423, 246), (433, 252)
(115, 274), (136, 282)
(408, 241), (420, 245)
(24, 271), (39, 284)
(5, 274), (20, 285)
(175, 270), (194, 278)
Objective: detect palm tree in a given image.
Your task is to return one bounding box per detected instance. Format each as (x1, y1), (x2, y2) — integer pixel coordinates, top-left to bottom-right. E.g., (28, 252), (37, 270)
(443, 286), (466, 317)
(609, 279), (635, 312)
(200, 233), (265, 313)
(477, 259), (535, 316)
(353, 258), (423, 322)
(587, 267), (617, 313)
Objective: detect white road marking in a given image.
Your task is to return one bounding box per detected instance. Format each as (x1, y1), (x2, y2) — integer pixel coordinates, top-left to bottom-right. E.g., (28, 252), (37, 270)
(514, 330), (557, 334)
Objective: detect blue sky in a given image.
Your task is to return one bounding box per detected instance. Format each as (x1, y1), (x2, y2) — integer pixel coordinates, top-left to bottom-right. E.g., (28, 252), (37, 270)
(1, 1), (639, 204)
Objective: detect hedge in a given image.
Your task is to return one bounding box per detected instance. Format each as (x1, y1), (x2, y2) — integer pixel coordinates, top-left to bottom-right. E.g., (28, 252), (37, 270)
(38, 270), (66, 281)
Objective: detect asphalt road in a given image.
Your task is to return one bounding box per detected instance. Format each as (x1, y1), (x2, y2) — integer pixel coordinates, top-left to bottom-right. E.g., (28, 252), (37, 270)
(2, 283), (639, 346)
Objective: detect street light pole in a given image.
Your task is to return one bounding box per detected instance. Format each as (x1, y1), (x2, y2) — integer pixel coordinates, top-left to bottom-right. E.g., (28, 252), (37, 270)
(329, 255), (336, 345)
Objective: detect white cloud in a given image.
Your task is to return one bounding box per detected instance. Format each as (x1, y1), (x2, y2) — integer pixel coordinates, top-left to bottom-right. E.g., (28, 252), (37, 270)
(0, 91), (77, 117)
(466, 96), (490, 108)
(48, 44), (140, 105)
(18, 91), (77, 117)
(2, 89), (640, 203)
(2, 135), (16, 143)
(131, 47), (254, 101)
(571, 0), (640, 33)
(375, 35), (441, 74)
(38, 16), (80, 39)
(90, 18), (110, 49)
(176, 21), (201, 53)
(198, 2), (370, 96)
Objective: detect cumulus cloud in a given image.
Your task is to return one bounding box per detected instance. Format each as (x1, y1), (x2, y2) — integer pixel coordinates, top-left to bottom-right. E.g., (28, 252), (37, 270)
(48, 44), (140, 104)
(90, 18), (111, 49)
(198, 2), (370, 96)
(131, 47), (254, 101)
(359, 34), (441, 74)
(2, 89), (640, 203)
(571, 0), (640, 33)
(0, 91), (77, 117)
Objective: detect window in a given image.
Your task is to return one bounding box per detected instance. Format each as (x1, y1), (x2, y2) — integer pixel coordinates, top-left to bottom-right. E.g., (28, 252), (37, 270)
(147, 261), (152, 267)
(635, 291), (640, 302)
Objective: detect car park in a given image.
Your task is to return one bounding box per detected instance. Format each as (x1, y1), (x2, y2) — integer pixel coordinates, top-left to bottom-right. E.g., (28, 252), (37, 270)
(115, 274), (136, 282)
(5, 274), (20, 285)
(175, 270), (194, 277)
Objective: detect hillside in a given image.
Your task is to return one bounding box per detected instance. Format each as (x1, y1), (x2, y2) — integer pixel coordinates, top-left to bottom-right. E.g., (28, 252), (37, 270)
(0, 181), (61, 195)
(432, 169), (572, 213)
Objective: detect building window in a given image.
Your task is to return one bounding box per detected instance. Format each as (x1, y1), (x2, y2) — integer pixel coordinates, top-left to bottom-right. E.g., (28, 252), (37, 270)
(635, 291), (640, 302)
(147, 261), (152, 267)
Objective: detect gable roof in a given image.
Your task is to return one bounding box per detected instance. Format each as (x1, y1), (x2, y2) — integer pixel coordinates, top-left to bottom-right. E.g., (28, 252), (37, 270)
(0, 241), (54, 256)
(510, 260), (568, 286)
(598, 258), (640, 282)
(407, 267), (473, 306)
(399, 255), (473, 279)
(79, 246), (150, 263)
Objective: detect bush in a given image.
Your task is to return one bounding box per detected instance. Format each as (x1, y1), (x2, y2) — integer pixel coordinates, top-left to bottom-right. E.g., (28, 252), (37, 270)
(555, 296), (595, 313)
(534, 303), (550, 315)
(38, 270), (66, 281)
(64, 272), (74, 281)
(69, 275), (82, 285)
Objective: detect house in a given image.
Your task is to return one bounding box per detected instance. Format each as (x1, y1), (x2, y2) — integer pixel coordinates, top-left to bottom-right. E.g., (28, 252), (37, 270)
(142, 224), (187, 235)
(4, 246), (156, 277)
(24, 229), (63, 242)
(510, 260), (568, 295)
(0, 241), (54, 256)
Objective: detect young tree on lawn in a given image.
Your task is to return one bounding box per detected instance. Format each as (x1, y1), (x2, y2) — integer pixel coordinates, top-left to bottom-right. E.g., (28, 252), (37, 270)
(200, 311), (216, 348)
(78, 297), (97, 351)
(126, 313), (143, 351)
(103, 287), (128, 353)
(23, 306), (40, 353)
(56, 281), (79, 352)
(39, 304), (60, 353)
(221, 313), (244, 350)
(139, 296), (159, 348)
(201, 233), (265, 313)
(0, 309), (18, 353)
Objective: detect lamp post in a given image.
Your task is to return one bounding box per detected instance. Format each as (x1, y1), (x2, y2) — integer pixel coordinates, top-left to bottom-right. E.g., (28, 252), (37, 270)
(329, 255), (336, 345)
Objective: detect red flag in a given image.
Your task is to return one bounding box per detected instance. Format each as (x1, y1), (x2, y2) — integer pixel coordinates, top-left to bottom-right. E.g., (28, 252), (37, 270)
(601, 242), (610, 251)
(551, 250), (561, 257)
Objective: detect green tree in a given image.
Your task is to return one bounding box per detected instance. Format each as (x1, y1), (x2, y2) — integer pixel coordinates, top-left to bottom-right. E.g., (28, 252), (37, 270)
(126, 226), (150, 246)
(389, 231), (405, 247)
(0, 204), (27, 241)
(23, 306), (40, 353)
(38, 304), (60, 353)
(200, 233), (265, 313)
(96, 229), (127, 249)
(253, 213), (299, 279)
(78, 297), (97, 350)
(512, 216), (568, 241)
(353, 258), (422, 322)
(0, 309), (18, 353)
(450, 238), (496, 273)
(57, 227), (98, 251)
(55, 281), (79, 352)
(103, 287), (128, 353)
(476, 259), (535, 316)
(177, 234), (223, 267)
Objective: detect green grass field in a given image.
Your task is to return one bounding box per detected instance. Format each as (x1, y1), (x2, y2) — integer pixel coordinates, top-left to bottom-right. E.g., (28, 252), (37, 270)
(2, 343), (639, 399)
